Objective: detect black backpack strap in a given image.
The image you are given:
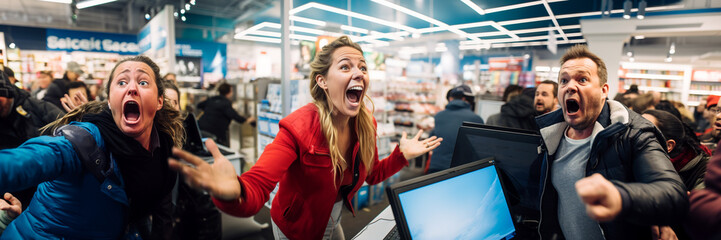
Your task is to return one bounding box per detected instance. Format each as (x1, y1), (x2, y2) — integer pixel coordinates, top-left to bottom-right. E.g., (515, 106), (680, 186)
(54, 125), (110, 182)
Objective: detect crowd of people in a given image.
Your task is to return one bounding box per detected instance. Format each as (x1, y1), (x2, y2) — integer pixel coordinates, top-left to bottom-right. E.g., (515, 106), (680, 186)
(0, 36), (720, 240)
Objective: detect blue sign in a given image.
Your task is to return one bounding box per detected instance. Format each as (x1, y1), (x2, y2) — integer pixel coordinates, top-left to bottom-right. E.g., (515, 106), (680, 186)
(46, 28), (139, 55)
(176, 40), (227, 79)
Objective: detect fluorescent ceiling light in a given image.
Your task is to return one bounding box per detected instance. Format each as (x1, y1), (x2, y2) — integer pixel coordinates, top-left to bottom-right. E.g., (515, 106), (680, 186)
(249, 30), (281, 38)
(234, 22), (277, 38)
(77, 0), (117, 9)
(541, 0), (568, 41)
(371, 0), (480, 41)
(289, 26), (326, 35)
(235, 35), (281, 44)
(289, 16), (326, 26)
(484, 0), (566, 14)
(460, 38), (586, 49)
(461, 0), (486, 15)
(40, 0), (71, 3)
(634, 35), (645, 39)
(290, 34), (318, 42)
(291, 2), (417, 32)
(490, 22), (520, 40)
(341, 25), (370, 34)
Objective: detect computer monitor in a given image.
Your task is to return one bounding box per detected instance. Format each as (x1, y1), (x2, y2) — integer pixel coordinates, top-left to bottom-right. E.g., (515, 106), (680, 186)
(386, 158), (516, 240)
(450, 122), (542, 213)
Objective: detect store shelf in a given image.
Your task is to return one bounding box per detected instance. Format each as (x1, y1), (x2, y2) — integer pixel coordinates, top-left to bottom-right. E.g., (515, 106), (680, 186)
(623, 73), (684, 81)
(688, 90), (721, 95)
(635, 86), (676, 93)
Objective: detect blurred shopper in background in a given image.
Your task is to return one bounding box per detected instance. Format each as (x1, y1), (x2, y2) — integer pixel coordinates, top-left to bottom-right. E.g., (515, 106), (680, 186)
(700, 97), (721, 150)
(486, 84), (523, 125)
(631, 93), (656, 114)
(2, 68), (19, 89)
(163, 73), (177, 84)
(43, 61), (84, 111)
(693, 95), (718, 134)
(534, 80), (559, 115)
(686, 139), (721, 240)
(427, 85), (483, 174)
(197, 82), (254, 147)
(489, 87), (537, 131)
(0, 71), (63, 211)
(31, 71), (53, 100)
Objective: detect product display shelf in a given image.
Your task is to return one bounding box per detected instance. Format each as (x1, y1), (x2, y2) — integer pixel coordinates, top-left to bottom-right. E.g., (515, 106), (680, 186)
(687, 69), (721, 106)
(619, 61), (693, 105)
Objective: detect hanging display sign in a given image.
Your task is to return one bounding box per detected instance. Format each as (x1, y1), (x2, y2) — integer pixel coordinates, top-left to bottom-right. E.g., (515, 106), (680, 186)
(46, 28), (139, 55)
(175, 40), (227, 83)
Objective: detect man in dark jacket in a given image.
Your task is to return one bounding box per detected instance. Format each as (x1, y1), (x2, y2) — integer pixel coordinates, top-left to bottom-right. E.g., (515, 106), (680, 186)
(197, 83), (253, 146)
(0, 71), (64, 210)
(43, 61), (83, 111)
(489, 87), (537, 131)
(535, 45), (688, 240)
(427, 85), (483, 173)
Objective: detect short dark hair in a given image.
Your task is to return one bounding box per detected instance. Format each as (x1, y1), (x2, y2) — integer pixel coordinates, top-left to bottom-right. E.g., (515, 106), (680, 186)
(560, 44), (607, 86)
(67, 81), (92, 100)
(642, 109), (702, 158)
(538, 80), (558, 98)
(218, 83), (231, 96)
(3, 67), (15, 78)
(502, 85), (523, 102)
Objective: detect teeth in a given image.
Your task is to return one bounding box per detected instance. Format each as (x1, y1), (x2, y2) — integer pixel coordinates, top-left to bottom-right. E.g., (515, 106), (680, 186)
(348, 86), (363, 91)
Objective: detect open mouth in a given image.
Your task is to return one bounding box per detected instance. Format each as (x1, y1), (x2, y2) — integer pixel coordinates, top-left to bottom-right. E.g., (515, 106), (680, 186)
(346, 86), (363, 104)
(124, 101), (140, 122)
(566, 99), (580, 113)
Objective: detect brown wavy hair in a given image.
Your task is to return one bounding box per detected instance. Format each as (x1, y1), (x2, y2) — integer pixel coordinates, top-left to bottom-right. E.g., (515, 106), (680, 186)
(309, 36), (376, 179)
(42, 56), (184, 147)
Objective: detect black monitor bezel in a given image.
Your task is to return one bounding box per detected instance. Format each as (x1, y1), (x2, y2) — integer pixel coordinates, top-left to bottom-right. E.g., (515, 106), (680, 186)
(385, 157), (517, 240)
(450, 123), (540, 168)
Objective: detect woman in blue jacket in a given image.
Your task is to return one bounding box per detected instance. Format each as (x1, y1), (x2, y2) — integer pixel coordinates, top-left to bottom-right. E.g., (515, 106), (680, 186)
(0, 55), (183, 239)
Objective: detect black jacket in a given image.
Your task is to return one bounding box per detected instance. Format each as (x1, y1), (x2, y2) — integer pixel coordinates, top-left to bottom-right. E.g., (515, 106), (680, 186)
(535, 100), (688, 240)
(42, 77), (70, 111)
(489, 94), (537, 131)
(0, 85), (63, 149)
(197, 95), (246, 145)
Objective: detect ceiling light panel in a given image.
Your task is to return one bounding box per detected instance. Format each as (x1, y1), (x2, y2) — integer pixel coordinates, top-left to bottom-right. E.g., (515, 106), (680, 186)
(291, 2), (417, 32)
(77, 0), (117, 9)
(370, 0), (480, 41)
(540, 0), (568, 41)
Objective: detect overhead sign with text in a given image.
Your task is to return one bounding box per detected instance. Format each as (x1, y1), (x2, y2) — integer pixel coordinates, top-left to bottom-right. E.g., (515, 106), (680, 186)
(46, 28), (139, 55)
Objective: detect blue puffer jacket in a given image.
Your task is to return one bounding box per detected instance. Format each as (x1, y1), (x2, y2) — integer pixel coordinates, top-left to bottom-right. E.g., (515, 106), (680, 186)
(0, 122), (131, 239)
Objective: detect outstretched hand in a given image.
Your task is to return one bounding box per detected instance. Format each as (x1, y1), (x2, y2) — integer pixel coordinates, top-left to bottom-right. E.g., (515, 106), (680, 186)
(399, 130), (443, 160)
(169, 139), (241, 201)
(0, 192), (22, 219)
(60, 91), (89, 112)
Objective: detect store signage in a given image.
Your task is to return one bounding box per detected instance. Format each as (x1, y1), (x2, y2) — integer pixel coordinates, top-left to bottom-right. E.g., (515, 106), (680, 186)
(46, 29), (139, 55)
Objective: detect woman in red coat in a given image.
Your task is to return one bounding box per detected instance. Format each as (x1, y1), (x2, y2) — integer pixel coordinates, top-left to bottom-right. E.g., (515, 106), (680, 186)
(170, 36), (442, 239)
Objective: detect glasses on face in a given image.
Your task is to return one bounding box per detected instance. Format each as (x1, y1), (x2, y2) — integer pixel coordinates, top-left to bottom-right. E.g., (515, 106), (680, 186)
(709, 107), (721, 115)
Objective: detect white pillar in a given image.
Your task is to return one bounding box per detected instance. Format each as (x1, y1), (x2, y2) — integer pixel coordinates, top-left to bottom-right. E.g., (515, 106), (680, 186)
(583, 34), (627, 98)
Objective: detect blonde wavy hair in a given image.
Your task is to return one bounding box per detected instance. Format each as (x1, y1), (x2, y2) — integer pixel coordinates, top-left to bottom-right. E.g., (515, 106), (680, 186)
(42, 56), (184, 147)
(309, 36), (376, 179)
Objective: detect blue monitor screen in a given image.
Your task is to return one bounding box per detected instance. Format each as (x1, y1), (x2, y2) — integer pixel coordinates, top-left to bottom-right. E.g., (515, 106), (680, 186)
(398, 165), (516, 240)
